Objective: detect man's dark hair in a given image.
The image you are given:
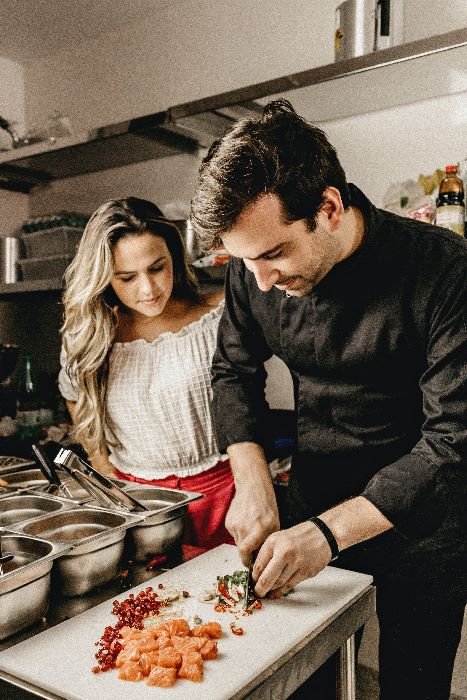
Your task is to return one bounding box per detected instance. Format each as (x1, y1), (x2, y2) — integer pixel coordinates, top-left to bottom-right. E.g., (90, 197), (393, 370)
(190, 99), (350, 251)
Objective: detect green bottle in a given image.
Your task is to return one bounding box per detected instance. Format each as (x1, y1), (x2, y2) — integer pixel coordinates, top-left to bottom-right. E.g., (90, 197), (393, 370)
(16, 354), (42, 440)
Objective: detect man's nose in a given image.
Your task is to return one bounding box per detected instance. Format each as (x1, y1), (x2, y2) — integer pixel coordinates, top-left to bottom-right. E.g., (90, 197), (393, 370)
(246, 260), (279, 292)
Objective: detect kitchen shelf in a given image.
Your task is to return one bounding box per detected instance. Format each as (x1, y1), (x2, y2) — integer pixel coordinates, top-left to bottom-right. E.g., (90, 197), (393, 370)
(0, 279), (63, 295)
(0, 28), (465, 193)
(0, 112), (199, 193)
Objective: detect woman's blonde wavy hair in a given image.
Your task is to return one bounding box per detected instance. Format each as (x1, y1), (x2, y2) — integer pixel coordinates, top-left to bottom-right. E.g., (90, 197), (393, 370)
(61, 197), (200, 457)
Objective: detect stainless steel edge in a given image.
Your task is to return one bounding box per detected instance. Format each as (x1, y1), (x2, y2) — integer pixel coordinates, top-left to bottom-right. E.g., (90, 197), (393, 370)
(169, 27), (467, 120)
(0, 529), (72, 584)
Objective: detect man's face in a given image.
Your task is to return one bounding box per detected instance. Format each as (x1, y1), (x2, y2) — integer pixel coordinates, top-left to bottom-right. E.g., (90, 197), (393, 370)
(221, 193), (343, 297)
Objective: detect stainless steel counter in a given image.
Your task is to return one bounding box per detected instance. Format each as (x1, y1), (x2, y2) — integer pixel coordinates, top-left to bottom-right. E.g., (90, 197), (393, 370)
(0, 546), (375, 700)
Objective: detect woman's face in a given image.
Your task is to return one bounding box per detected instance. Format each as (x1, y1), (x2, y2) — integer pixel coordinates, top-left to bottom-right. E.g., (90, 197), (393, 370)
(110, 232), (174, 318)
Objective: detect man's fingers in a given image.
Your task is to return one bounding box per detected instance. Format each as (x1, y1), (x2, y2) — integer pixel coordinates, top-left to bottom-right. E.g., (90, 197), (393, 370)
(267, 571), (303, 599)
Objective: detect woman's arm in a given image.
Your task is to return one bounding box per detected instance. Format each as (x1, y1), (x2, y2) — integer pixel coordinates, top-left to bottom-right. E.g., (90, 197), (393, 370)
(66, 400), (116, 477)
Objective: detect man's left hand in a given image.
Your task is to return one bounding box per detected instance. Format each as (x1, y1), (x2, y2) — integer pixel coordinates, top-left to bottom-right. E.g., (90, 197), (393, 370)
(252, 520), (332, 598)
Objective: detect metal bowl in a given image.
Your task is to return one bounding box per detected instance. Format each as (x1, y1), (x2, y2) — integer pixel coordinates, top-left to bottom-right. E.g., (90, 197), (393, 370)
(0, 493), (73, 527)
(16, 508), (142, 596)
(123, 487), (203, 560)
(0, 532), (70, 641)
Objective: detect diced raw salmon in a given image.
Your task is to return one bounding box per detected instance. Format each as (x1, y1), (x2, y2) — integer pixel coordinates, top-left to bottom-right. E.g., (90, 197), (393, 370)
(118, 661), (144, 682)
(178, 658), (203, 682)
(181, 652), (203, 667)
(139, 651), (160, 676)
(191, 622), (222, 639)
(200, 639), (218, 660)
(139, 640), (159, 654)
(155, 618), (191, 637)
(146, 666), (177, 687)
(115, 640), (141, 667)
(119, 629), (142, 647)
(157, 648), (182, 669)
(157, 636), (174, 649)
(171, 636), (203, 653)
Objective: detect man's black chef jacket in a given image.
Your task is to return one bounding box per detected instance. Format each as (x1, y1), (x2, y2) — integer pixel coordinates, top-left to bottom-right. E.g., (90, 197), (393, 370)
(212, 185), (466, 594)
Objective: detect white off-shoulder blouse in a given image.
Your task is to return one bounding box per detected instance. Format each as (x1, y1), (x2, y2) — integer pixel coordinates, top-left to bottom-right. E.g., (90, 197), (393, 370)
(58, 302), (226, 479)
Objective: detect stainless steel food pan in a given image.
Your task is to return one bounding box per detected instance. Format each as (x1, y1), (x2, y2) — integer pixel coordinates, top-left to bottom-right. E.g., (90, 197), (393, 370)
(122, 487), (203, 560)
(0, 493), (73, 527)
(0, 530), (71, 641)
(15, 508), (143, 596)
(0, 456), (36, 476)
(1, 465), (93, 503)
(1, 468), (48, 490)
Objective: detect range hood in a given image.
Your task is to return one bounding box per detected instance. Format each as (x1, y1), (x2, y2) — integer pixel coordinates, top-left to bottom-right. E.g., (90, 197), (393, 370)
(0, 110), (201, 193)
(0, 27), (465, 194)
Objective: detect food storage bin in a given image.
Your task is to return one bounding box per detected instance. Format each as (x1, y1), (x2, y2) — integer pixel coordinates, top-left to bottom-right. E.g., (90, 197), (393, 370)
(0, 530), (71, 640)
(15, 507), (143, 595)
(21, 227), (82, 258)
(17, 254), (74, 281)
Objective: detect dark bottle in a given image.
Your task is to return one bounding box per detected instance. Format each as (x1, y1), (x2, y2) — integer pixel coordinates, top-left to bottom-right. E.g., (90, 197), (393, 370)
(16, 354), (42, 439)
(435, 165), (465, 236)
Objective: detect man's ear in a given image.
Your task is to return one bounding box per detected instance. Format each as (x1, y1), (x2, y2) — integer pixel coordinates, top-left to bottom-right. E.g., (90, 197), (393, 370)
(319, 187), (345, 230)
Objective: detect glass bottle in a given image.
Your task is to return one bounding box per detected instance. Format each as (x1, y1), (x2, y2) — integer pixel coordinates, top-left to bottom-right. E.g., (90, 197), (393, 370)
(16, 354), (42, 440)
(435, 165), (465, 236)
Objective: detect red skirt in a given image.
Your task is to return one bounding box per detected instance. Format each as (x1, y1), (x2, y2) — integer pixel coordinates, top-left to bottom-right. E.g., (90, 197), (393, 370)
(114, 460), (235, 551)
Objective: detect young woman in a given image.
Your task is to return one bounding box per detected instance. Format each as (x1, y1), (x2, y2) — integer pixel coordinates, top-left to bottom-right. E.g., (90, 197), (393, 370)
(58, 197), (234, 550)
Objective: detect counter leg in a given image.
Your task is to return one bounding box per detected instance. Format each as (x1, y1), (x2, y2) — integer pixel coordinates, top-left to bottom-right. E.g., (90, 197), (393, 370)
(337, 634), (356, 700)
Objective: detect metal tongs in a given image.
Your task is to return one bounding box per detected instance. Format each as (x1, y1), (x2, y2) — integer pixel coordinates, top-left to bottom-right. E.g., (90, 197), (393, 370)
(32, 443), (74, 499)
(53, 448), (149, 513)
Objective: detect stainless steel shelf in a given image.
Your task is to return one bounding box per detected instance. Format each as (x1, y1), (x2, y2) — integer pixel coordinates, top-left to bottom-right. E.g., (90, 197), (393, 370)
(0, 28), (465, 194)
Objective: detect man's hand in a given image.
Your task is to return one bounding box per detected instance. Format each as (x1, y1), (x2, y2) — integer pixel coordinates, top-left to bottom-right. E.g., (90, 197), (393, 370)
(225, 442), (280, 565)
(253, 520), (332, 598)
(253, 496), (393, 598)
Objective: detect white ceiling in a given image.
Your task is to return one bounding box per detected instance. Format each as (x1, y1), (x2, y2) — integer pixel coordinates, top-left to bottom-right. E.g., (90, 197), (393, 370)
(0, 0), (181, 63)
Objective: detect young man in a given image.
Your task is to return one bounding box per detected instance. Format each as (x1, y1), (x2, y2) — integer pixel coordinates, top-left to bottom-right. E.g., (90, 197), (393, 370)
(191, 100), (466, 699)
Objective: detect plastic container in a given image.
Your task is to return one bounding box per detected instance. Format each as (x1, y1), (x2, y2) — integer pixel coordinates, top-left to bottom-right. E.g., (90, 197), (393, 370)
(21, 227), (82, 258)
(17, 254), (74, 281)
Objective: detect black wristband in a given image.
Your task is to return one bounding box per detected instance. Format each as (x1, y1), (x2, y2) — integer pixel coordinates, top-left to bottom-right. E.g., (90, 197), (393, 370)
(309, 516), (339, 561)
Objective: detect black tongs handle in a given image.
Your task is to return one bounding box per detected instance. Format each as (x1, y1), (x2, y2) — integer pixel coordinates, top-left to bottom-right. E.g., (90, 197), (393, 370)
(32, 444), (62, 487)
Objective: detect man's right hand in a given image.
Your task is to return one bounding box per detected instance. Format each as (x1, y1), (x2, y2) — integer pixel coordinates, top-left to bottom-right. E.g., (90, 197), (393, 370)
(225, 442), (280, 565)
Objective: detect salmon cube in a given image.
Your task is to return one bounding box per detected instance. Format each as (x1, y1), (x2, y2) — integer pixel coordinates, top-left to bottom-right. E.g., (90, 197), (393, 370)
(118, 661), (144, 682)
(139, 651), (160, 676)
(146, 666), (177, 687)
(191, 622), (222, 639)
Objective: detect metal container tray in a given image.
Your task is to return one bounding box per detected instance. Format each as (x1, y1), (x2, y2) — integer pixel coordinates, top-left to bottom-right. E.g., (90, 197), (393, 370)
(2, 467), (93, 503)
(0, 456), (36, 476)
(121, 486), (203, 560)
(13, 507), (143, 596)
(0, 529), (71, 641)
(0, 492), (74, 527)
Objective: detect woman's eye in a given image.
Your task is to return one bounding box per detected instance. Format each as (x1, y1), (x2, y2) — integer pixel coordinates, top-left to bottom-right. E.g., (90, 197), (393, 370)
(119, 275), (134, 282)
(150, 265), (164, 273)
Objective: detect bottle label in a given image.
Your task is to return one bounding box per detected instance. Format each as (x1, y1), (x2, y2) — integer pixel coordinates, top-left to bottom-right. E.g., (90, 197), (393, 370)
(435, 205), (465, 236)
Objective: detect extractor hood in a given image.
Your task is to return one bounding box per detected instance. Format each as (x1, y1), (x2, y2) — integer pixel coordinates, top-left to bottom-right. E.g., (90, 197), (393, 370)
(0, 109), (201, 193)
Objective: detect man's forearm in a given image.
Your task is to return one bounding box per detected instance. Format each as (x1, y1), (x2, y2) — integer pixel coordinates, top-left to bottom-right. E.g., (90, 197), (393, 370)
(319, 496), (393, 553)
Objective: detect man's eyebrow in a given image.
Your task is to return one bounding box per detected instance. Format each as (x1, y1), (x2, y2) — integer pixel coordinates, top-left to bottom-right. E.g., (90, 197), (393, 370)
(114, 255), (166, 275)
(247, 245), (282, 261)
